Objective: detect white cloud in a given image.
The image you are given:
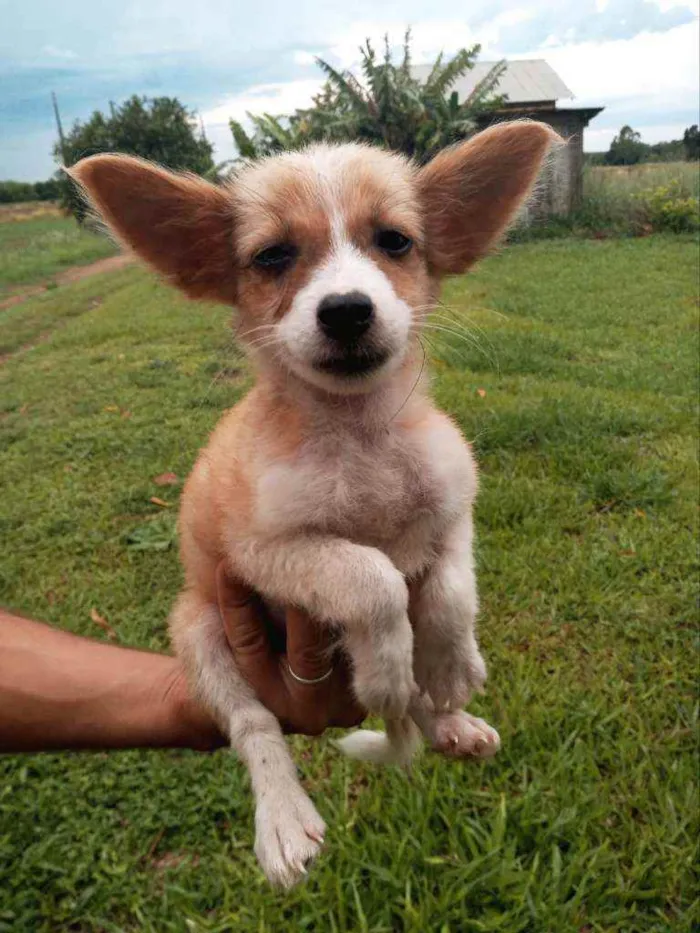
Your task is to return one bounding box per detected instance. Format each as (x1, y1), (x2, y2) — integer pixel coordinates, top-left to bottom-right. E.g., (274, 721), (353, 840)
(323, 13), (536, 70)
(42, 45), (77, 60)
(202, 80), (323, 161)
(528, 22), (698, 105)
(521, 20), (699, 148)
(293, 50), (319, 66)
(586, 120), (691, 149)
(203, 79), (322, 128)
(652, 0), (698, 12)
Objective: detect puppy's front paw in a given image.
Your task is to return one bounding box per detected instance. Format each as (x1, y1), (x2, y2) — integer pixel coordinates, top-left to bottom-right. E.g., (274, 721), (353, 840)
(430, 709), (500, 759)
(351, 619), (416, 719)
(416, 633), (487, 712)
(254, 786), (326, 888)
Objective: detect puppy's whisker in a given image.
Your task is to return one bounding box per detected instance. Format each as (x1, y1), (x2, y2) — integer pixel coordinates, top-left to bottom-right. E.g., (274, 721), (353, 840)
(435, 296), (508, 323)
(413, 305), (497, 365)
(240, 323), (277, 338)
(421, 321), (498, 370)
(386, 337), (427, 426)
(436, 316), (498, 363)
(432, 301), (501, 368)
(421, 323), (486, 354)
(246, 337), (283, 352)
(416, 331), (475, 369)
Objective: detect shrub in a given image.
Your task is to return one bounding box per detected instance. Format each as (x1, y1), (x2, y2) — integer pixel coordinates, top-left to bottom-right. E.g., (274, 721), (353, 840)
(637, 181), (700, 233)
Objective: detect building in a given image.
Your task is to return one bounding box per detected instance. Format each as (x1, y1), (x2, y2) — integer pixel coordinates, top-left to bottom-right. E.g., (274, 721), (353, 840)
(413, 59), (603, 216)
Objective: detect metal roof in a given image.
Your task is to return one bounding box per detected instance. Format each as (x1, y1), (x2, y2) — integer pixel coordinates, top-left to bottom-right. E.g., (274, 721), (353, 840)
(412, 59), (574, 105)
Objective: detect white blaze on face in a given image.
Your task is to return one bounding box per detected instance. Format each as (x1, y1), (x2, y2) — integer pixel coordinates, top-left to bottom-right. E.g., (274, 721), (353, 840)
(276, 150), (414, 388)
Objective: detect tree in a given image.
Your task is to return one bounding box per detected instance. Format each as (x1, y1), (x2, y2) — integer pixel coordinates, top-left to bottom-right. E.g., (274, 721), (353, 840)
(0, 181), (37, 203)
(0, 178), (61, 204)
(230, 32), (505, 165)
(605, 125), (646, 166)
(55, 96), (214, 220)
(683, 125), (699, 161)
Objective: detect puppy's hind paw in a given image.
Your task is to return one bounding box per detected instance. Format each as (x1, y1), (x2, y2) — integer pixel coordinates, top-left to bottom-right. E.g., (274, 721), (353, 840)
(430, 710), (500, 760)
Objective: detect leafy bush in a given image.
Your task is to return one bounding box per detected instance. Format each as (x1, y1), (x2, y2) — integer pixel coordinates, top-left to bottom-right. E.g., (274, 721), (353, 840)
(638, 180), (699, 233)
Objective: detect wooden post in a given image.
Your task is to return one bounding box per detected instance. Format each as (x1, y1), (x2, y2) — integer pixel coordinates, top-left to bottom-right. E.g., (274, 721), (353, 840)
(52, 91), (68, 164)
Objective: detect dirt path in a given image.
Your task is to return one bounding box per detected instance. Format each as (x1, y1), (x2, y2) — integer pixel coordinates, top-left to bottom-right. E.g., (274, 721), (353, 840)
(0, 254), (132, 311)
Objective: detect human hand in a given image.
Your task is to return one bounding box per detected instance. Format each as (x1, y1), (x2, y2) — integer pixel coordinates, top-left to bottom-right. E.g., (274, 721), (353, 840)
(216, 562), (366, 736)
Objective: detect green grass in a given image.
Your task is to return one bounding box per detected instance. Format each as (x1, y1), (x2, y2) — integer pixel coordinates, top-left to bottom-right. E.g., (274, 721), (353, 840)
(1, 236), (698, 932)
(0, 210), (117, 297)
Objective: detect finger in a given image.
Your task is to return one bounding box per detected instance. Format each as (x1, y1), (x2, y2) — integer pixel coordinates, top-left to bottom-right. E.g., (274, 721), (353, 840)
(277, 607), (337, 735)
(215, 564), (292, 723)
(331, 701), (367, 729)
(285, 606), (334, 684)
(216, 563), (270, 661)
(216, 561), (255, 608)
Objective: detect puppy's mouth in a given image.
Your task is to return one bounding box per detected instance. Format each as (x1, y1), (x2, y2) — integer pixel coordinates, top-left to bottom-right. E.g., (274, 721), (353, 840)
(314, 347), (389, 377)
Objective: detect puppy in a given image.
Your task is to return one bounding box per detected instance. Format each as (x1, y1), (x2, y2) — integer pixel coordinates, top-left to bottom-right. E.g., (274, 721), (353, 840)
(70, 121), (558, 888)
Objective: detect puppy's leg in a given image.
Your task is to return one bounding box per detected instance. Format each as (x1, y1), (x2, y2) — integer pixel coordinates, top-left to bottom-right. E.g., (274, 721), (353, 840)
(334, 695), (500, 767)
(170, 591), (326, 889)
(234, 535), (416, 719)
(412, 514), (488, 712)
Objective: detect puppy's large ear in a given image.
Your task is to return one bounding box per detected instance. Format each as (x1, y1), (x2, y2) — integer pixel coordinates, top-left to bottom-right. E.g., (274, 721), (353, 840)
(418, 121), (560, 275)
(68, 155), (236, 304)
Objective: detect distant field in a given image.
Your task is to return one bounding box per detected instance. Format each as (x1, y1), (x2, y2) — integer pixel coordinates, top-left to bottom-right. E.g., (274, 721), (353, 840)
(1, 236), (697, 932)
(0, 201), (63, 222)
(0, 204), (118, 298)
(586, 161), (700, 199)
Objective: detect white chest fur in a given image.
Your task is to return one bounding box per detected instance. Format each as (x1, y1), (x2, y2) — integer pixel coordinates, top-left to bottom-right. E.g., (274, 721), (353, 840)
(253, 410), (476, 577)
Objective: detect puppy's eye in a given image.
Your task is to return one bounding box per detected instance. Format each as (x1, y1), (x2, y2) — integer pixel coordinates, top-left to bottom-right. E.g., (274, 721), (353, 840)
(375, 229), (412, 257)
(253, 244), (297, 271)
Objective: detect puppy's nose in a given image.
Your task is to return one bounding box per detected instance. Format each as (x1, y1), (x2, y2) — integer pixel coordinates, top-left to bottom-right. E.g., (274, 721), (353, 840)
(317, 291), (374, 343)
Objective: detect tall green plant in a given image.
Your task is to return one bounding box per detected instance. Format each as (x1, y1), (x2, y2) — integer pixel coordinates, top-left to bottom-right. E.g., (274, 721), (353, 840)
(54, 96), (214, 221)
(230, 31), (504, 164)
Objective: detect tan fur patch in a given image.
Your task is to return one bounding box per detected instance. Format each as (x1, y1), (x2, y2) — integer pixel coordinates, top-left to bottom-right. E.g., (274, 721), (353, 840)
(228, 144), (432, 331)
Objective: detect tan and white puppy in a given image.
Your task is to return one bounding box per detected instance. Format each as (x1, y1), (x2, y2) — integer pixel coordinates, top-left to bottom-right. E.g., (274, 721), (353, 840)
(70, 121), (558, 888)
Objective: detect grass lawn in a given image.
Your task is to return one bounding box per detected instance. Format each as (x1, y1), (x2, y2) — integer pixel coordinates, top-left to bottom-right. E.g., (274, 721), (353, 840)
(0, 206), (117, 299)
(0, 235), (698, 932)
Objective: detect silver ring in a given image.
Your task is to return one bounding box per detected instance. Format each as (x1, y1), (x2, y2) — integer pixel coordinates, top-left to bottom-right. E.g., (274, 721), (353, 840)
(286, 661), (334, 685)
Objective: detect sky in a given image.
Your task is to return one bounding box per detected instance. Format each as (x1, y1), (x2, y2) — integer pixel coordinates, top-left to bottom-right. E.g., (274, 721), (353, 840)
(1, 0), (698, 181)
